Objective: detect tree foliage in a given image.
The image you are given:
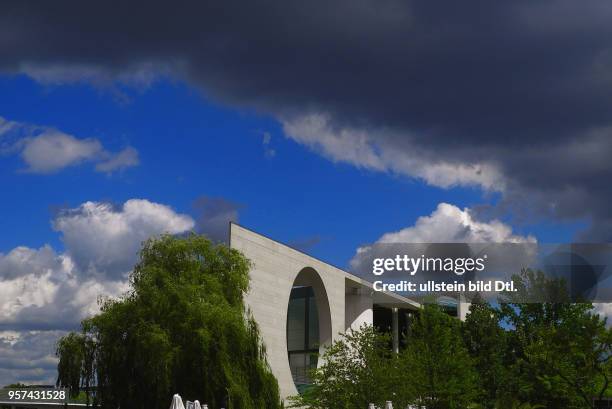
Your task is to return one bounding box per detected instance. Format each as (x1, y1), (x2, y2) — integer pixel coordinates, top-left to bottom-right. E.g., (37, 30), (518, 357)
(462, 295), (506, 409)
(288, 325), (399, 409)
(291, 271), (611, 409)
(56, 234), (282, 409)
(499, 269), (612, 409)
(292, 306), (480, 409)
(400, 303), (479, 409)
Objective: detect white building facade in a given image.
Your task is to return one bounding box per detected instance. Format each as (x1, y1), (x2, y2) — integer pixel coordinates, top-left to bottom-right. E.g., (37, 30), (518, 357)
(229, 223), (421, 401)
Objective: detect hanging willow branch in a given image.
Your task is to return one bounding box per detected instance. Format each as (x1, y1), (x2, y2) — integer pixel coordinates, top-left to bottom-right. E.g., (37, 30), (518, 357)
(56, 234), (282, 409)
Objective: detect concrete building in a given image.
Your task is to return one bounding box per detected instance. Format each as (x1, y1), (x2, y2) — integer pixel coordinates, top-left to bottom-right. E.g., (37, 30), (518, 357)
(229, 223), (421, 401)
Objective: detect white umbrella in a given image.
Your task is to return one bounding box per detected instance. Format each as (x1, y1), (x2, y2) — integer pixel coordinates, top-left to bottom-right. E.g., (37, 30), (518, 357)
(193, 400), (202, 409)
(170, 394), (186, 409)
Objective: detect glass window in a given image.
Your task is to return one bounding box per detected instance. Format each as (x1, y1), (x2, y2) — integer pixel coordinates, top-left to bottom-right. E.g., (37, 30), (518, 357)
(287, 297), (306, 351)
(307, 297), (319, 349)
(287, 286), (319, 390)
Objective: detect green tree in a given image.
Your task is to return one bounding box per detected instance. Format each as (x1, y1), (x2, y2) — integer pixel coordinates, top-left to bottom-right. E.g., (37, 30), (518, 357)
(500, 269), (612, 408)
(399, 303), (479, 409)
(56, 234), (282, 409)
(289, 325), (403, 409)
(462, 295), (506, 409)
(56, 332), (95, 403)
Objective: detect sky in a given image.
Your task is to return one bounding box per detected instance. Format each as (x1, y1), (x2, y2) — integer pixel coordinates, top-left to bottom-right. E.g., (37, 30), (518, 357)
(0, 0), (610, 386)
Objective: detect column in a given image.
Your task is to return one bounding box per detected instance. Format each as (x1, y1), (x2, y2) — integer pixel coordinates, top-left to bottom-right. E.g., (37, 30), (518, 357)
(392, 307), (399, 354)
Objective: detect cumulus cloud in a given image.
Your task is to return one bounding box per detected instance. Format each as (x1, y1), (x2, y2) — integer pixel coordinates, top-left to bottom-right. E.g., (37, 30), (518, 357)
(0, 272), (63, 328)
(372, 203), (536, 244)
(0, 253), (127, 386)
(0, 271), (129, 332)
(0, 245), (63, 280)
(350, 203), (536, 277)
(0, 116), (139, 174)
(0, 330), (64, 386)
(0, 199), (193, 328)
(53, 199), (195, 278)
(0, 198), (194, 385)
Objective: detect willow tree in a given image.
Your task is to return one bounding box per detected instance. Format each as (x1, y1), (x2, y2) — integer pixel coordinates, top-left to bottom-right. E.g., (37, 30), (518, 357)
(56, 234), (282, 409)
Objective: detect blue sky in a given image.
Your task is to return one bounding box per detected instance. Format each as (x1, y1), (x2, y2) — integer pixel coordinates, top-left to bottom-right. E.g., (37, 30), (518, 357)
(0, 75), (582, 269)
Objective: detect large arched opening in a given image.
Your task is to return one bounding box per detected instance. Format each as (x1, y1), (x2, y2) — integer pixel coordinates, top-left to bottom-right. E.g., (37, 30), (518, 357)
(286, 267), (332, 393)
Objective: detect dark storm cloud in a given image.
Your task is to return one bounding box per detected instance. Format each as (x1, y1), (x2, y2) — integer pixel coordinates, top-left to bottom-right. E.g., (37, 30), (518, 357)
(3, 0), (612, 238)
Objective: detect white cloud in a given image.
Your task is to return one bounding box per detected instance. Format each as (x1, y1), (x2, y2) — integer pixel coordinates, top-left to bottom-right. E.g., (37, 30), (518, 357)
(20, 131), (103, 173)
(0, 272), (61, 325)
(1, 116), (139, 174)
(0, 245), (63, 280)
(53, 199), (194, 278)
(374, 203), (536, 244)
(350, 202), (536, 275)
(95, 146), (140, 173)
(0, 330), (64, 386)
(593, 303), (612, 325)
(0, 198), (194, 327)
(282, 113), (505, 190)
(0, 270), (128, 331)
